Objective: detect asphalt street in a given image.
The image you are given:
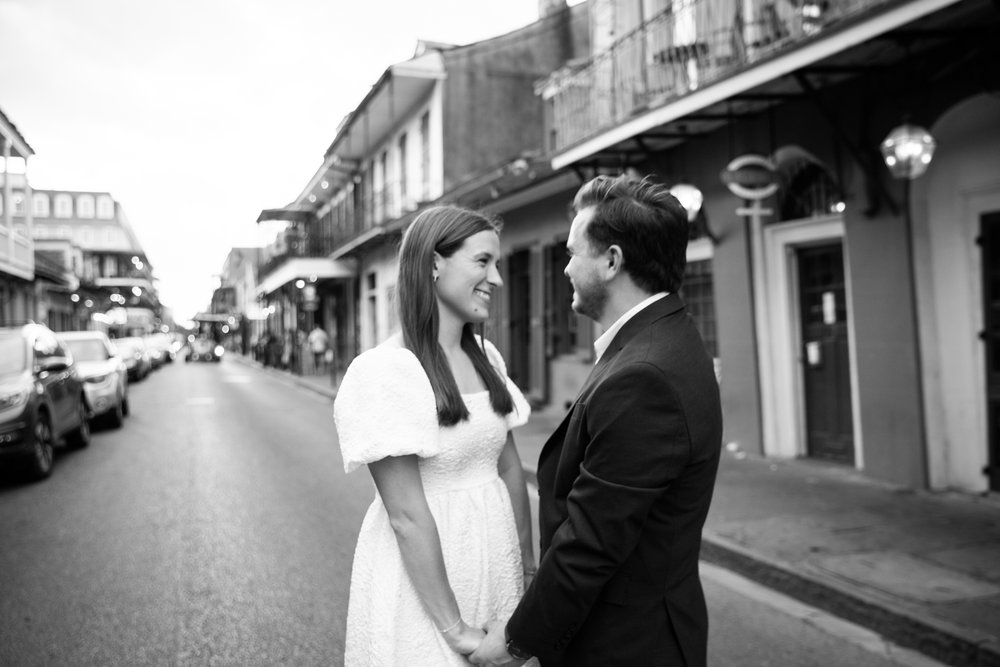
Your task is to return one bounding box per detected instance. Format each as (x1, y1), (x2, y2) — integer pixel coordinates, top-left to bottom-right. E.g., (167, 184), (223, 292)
(0, 358), (942, 666)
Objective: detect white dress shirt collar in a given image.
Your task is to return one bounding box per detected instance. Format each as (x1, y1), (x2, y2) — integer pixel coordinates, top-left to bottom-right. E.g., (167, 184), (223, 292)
(593, 292), (668, 363)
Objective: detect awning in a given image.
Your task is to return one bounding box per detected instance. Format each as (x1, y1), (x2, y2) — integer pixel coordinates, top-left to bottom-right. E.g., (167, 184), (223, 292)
(256, 257), (356, 297)
(256, 208), (314, 224)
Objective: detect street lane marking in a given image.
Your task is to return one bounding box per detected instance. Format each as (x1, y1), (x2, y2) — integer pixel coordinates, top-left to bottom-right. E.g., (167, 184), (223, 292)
(184, 397), (215, 406)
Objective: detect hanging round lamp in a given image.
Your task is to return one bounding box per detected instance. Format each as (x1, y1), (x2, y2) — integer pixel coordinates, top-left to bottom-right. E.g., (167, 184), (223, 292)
(880, 123), (936, 180)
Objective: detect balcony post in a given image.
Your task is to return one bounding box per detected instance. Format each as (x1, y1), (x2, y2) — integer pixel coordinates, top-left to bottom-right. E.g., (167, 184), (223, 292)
(3, 140), (11, 262)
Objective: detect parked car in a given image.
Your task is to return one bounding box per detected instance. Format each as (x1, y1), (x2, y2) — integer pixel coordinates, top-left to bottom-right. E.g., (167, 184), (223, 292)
(113, 336), (152, 381)
(144, 332), (175, 367)
(0, 322), (91, 480)
(57, 331), (129, 428)
(185, 336), (224, 363)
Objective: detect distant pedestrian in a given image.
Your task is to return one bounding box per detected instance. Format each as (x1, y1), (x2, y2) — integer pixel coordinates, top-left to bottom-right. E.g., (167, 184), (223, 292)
(307, 325), (329, 373)
(472, 174), (723, 666)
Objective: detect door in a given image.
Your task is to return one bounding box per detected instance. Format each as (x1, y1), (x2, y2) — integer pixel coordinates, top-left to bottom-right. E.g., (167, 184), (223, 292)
(798, 243), (855, 464)
(982, 212), (1000, 491)
(507, 250), (532, 389)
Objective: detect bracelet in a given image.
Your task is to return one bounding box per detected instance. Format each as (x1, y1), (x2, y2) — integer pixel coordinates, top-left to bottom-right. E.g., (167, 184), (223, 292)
(439, 618), (462, 634)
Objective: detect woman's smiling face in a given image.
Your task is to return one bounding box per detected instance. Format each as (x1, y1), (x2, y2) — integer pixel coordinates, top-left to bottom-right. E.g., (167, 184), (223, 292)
(434, 230), (503, 326)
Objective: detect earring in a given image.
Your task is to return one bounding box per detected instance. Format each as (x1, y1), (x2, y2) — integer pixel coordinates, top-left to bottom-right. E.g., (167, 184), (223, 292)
(433, 274), (438, 283)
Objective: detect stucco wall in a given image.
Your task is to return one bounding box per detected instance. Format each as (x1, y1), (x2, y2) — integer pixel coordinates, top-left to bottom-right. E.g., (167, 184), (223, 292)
(440, 5), (589, 192)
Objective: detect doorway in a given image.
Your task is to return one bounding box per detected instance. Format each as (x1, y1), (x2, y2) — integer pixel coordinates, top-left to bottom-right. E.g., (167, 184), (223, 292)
(798, 243), (855, 464)
(982, 211), (1000, 491)
(507, 249), (532, 389)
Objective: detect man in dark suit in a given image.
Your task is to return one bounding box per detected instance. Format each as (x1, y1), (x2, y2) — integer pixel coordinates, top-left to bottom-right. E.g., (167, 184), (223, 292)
(471, 174), (722, 666)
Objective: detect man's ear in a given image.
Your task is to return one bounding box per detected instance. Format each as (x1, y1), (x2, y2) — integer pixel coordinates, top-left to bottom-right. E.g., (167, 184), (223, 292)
(605, 244), (624, 278)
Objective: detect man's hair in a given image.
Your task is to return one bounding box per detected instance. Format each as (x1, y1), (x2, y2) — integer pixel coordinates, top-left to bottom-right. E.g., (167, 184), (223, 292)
(573, 174), (689, 293)
(396, 205), (513, 426)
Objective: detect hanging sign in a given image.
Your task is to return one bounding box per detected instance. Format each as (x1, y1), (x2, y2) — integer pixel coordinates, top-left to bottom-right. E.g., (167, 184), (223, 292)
(721, 154), (779, 201)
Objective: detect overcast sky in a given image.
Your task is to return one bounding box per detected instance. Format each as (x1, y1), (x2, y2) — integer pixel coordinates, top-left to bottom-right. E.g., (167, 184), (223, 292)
(0, 0), (553, 322)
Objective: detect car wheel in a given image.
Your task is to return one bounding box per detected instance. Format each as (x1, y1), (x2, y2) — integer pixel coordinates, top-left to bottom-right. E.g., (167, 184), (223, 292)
(107, 396), (125, 429)
(66, 399), (91, 449)
(27, 412), (55, 480)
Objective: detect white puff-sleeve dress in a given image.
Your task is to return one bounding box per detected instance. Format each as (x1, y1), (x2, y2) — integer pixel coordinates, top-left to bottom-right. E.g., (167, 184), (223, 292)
(333, 341), (531, 666)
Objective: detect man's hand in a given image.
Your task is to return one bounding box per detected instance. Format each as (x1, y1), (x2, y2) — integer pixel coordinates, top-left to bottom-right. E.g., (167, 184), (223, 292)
(468, 619), (517, 665)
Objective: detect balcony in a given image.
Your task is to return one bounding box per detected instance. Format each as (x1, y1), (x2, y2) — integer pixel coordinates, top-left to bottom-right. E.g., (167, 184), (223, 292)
(0, 225), (34, 280)
(328, 180), (420, 258)
(542, 0), (901, 161)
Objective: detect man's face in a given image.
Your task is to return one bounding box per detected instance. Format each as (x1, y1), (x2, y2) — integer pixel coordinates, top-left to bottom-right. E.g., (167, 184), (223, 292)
(565, 207), (609, 322)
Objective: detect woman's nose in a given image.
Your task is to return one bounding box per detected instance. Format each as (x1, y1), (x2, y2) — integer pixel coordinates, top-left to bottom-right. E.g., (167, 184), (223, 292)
(488, 263), (503, 286)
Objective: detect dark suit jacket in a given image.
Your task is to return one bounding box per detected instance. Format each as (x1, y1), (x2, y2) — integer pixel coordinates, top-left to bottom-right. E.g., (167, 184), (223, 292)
(506, 293), (722, 666)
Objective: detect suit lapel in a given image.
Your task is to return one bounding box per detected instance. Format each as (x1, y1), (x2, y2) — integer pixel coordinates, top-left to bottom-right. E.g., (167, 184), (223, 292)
(536, 294), (686, 473)
(596, 293), (685, 367)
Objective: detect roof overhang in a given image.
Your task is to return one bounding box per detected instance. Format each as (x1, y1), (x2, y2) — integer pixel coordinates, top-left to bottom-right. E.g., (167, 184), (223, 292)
(256, 257), (356, 297)
(551, 0), (967, 170)
(256, 208), (315, 225)
(0, 107), (35, 160)
(325, 51), (445, 165)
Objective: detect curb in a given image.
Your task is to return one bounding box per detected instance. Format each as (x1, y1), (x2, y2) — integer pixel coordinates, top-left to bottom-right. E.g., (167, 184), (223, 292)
(699, 534), (1000, 667)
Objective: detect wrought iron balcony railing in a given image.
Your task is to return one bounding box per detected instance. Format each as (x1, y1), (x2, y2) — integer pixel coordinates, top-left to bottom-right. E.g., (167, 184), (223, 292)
(543, 0), (893, 154)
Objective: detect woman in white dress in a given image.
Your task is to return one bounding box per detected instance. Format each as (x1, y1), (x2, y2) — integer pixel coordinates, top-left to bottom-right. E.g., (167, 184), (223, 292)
(333, 206), (536, 665)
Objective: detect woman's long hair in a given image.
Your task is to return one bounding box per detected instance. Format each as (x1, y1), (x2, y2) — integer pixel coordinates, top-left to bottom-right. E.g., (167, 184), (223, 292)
(397, 206), (514, 426)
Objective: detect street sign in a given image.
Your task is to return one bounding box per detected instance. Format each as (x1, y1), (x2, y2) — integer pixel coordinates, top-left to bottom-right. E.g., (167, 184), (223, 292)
(721, 154), (779, 201)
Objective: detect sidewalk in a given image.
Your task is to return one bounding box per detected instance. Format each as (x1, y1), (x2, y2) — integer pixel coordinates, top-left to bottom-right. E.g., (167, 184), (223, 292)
(234, 355), (1000, 667)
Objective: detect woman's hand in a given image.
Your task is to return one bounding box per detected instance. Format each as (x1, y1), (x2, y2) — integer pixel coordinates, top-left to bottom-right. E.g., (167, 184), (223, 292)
(442, 620), (486, 656)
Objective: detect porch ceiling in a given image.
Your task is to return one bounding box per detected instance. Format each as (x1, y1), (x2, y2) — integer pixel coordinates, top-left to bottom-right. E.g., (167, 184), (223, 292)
(256, 257), (356, 297)
(552, 0), (997, 172)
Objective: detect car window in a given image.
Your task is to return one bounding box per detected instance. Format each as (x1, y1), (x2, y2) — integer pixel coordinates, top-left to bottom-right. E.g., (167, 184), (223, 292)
(63, 339), (110, 362)
(0, 335), (27, 374)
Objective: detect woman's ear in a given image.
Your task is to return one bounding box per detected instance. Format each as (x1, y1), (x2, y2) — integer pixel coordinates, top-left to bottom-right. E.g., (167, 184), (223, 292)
(432, 251), (444, 282)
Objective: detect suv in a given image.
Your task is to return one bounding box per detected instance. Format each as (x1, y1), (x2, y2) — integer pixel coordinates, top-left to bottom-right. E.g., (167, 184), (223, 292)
(0, 322), (91, 480)
(57, 330), (129, 428)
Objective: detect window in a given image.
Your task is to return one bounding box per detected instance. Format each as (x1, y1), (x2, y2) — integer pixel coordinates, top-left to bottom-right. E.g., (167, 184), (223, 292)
(398, 133), (409, 207)
(13, 194), (25, 216)
(34, 226), (49, 239)
(33, 193), (50, 217)
(96, 195), (114, 219)
(54, 194), (73, 218)
(377, 151), (388, 222)
(420, 111), (431, 200)
(680, 259), (717, 357)
(105, 229), (117, 246)
(77, 195), (95, 219)
(58, 226), (72, 239)
(82, 227), (94, 245)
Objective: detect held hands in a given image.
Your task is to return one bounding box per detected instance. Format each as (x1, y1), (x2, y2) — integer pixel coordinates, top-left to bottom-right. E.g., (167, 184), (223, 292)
(468, 619), (519, 666)
(441, 619), (486, 657)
